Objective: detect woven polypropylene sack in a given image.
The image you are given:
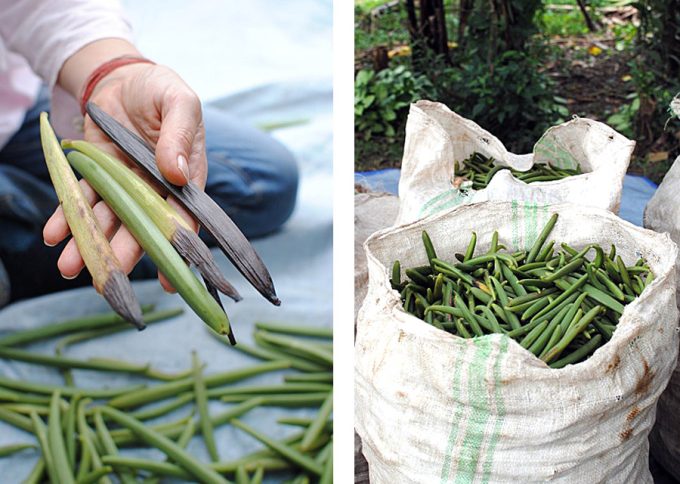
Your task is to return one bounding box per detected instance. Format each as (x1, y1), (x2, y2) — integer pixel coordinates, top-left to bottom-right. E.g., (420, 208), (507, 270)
(643, 155), (680, 481)
(355, 201), (678, 483)
(395, 101), (634, 225)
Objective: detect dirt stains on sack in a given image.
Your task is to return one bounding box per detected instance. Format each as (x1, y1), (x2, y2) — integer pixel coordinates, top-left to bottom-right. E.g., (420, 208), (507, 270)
(620, 427), (634, 442)
(626, 406), (640, 423)
(606, 354), (621, 374)
(635, 358), (655, 396)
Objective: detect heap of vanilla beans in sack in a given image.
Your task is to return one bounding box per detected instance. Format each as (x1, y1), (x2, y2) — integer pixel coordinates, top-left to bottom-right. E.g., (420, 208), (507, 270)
(390, 214), (654, 369)
(455, 152), (583, 190)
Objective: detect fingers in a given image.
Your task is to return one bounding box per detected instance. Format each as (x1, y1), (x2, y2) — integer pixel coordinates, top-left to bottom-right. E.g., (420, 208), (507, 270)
(56, 200), (119, 278)
(158, 271), (177, 293)
(108, 226), (145, 275)
(155, 90), (202, 186)
(43, 179), (100, 246)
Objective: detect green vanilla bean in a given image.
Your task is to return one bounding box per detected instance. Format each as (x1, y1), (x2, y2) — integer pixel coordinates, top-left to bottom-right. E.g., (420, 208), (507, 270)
(422, 231), (438, 264)
(99, 406), (230, 484)
(231, 419), (323, 476)
(30, 411), (59, 483)
(253, 322), (332, 339)
(75, 435), (91, 481)
(0, 305), (156, 347)
(39, 114), (143, 329)
(101, 456), (191, 479)
(0, 407), (34, 432)
(254, 331), (332, 366)
(129, 392), (194, 421)
(67, 151), (233, 339)
(235, 466), (249, 484)
(76, 398), (112, 484)
(207, 382), (332, 397)
(62, 140), (240, 303)
(300, 391), (333, 451)
(108, 415), (194, 447)
(0, 345), (184, 379)
(22, 457), (46, 484)
(93, 410), (136, 484)
(319, 442), (333, 484)
(0, 442), (35, 457)
(250, 466), (265, 484)
(47, 393), (75, 484)
(109, 360), (289, 408)
(0, 376), (144, 398)
(391, 260), (401, 288)
(542, 258), (584, 282)
(192, 351), (219, 462)
(220, 393), (328, 407)
(526, 213), (558, 264)
(284, 373), (333, 383)
(76, 466), (114, 484)
(542, 305), (603, 363)
(0, 389), (50, 404)
(550, 334), (603, 369)
(53, 308), (183, 353)
(210, 335), (324, 372)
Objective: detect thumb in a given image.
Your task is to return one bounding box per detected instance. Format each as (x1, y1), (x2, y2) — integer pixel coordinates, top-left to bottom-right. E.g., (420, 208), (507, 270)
(154, 91), (202, 186)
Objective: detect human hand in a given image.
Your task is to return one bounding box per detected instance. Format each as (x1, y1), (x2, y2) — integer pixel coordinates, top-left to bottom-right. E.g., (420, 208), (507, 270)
(44, 58), (207, 292)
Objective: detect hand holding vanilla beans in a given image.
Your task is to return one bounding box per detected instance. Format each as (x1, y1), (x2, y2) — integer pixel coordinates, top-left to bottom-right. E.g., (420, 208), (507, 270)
(391, 213), (655, 368)
(39, 111), (278, 342)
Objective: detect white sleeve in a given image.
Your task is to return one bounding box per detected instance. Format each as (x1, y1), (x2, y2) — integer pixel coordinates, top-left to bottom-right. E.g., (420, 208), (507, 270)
(0, 0), (133, 89)
(0, 0), (134, 138)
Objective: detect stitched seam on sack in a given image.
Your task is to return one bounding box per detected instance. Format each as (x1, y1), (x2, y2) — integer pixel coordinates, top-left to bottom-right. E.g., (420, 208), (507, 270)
(452, 341), (493, 483)
(480, 336), (509, 483)
(440, 344), (466, 484)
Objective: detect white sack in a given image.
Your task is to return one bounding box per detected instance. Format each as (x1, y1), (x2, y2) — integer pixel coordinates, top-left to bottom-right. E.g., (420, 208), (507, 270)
(355, 201), (678, 483)
(396, 101), (634, 225)
(643, 155), (680, 481)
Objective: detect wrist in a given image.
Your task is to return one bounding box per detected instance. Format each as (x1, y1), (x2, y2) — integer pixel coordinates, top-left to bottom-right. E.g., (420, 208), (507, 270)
(80, 57), (155, 114)
(57, 38), (141, 100)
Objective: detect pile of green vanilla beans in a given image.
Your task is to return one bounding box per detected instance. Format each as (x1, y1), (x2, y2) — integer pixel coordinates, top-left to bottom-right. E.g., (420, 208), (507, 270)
(455, 152), (583, 190)
(0, 307), (332, 484)
(390, 214), (654, 369)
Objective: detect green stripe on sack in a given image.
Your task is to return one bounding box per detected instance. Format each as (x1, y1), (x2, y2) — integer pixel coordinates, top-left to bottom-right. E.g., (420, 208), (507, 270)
(440, 338), (510, 483)
(480, 336), (509, 483)
(452, 341), (493, 482)
(440, 344), (467, 484)
(511, 200), (519, 250)
(419, 189), (469, 219)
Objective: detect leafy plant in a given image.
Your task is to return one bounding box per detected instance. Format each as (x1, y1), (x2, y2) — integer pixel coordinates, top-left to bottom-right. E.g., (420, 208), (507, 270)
(606, 93), (640, 138)
(355, 66), (435, 140)
(431, 50), (562, 152)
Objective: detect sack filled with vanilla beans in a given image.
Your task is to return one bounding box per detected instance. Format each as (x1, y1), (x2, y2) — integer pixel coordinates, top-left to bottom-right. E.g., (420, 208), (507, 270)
(394, 101), (634, 226)
(643, 154), (680, 481)
(355, 201), (679, 483)
(39, 112), (274, 344)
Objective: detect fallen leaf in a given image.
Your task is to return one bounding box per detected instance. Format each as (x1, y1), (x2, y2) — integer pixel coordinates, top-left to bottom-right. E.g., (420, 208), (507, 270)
(588, 45), (603, 56)
(647, 151), (669, 163)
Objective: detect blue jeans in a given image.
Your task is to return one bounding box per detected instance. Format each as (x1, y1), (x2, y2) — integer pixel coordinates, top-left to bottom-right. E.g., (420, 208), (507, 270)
(0, 88), (298, 303)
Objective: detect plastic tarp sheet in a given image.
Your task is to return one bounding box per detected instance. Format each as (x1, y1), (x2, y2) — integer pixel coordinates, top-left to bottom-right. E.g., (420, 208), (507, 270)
(0, 0), (332, 482)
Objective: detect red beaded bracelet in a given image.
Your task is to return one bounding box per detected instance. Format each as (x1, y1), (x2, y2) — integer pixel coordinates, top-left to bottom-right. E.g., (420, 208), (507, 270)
(79, 55), (155, 115)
